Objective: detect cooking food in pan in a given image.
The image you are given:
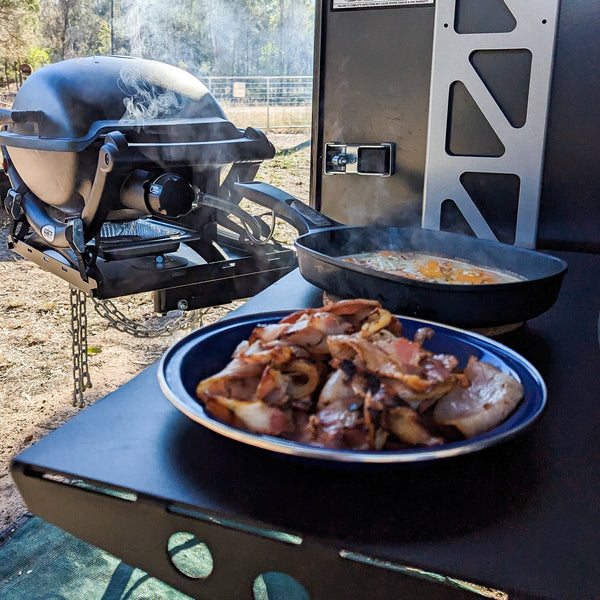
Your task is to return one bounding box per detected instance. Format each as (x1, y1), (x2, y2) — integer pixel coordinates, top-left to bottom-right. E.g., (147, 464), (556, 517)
(195, 299), (524, 451)
(233, 182), (569, 329)
(342, 251), (524, 285)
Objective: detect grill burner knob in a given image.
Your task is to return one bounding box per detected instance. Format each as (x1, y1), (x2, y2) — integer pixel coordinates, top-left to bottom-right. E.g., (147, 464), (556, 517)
(121, 170), (194, 218)
(148, 173), (194, 218)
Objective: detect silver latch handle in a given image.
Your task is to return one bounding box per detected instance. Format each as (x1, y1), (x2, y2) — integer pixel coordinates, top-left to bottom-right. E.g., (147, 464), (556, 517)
(331, 153), (356, 167)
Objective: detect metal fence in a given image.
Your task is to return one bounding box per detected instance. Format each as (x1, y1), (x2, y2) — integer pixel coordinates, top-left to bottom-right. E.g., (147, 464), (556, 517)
(204, 76), (313, 131)
(0, 75), (314, 129)
(0, 90), (15, 108)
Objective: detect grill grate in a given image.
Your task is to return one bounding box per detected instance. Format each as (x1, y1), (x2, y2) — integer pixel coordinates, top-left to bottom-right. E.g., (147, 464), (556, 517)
(100, 219), (185, 242)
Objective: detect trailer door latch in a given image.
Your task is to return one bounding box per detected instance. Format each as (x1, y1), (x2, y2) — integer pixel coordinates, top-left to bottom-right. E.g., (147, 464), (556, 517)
(324, 142), (394, 176)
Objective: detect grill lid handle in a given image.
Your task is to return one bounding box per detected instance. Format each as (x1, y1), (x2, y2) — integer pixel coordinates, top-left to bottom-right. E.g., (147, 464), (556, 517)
(234, 181), (340, 235)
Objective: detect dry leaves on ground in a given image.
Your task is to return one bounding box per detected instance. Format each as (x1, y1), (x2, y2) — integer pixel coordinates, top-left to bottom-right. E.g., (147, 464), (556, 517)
(0, 133), (310, 528)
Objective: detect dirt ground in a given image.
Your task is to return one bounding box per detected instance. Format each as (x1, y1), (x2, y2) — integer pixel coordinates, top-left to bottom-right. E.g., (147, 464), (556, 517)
(0, 133), (311, 529)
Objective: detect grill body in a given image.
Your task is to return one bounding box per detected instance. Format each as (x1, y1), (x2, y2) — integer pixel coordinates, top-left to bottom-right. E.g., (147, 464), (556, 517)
(0, 56), (297, 309)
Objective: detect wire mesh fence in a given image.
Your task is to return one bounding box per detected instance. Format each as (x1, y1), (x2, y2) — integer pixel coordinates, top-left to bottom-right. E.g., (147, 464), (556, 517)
(204, 76), (313, 131)
(1, 74), (313, 129)
(0, 92), (15, 108)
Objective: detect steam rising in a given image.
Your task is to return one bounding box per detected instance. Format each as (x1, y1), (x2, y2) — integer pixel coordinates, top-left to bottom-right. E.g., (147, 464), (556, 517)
(118, 67), (185, 120)
(115, 60), (217, 121)
(113, 0), (314, 77)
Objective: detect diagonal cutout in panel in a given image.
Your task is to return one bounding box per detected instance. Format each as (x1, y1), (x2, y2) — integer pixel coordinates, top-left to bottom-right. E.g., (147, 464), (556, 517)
(440, 199), (477, 238)
(454, 0), (516, 34)
(460, 172), (520, 244)
(470, 50), (532, 128)
(446, 81), (505, 157)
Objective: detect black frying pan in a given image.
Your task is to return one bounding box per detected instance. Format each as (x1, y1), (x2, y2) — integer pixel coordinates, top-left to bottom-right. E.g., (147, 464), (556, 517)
(235, 182), (568, 329)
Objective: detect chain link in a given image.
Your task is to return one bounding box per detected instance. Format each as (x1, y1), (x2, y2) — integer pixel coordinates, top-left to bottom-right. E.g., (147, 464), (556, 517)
(69, 292), (232, 407)
(70, 287), (92, 407)
(92, 298), (206, 338)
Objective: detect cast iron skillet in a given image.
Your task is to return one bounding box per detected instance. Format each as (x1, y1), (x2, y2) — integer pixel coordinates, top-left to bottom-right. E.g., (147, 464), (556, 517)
(235, 182), (568, 329)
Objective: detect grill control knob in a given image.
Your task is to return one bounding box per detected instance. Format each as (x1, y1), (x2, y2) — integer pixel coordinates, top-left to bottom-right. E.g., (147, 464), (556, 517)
(147, 173), (194, 218)
(324, 143), (394, 176)
(121, 170), (194, 218)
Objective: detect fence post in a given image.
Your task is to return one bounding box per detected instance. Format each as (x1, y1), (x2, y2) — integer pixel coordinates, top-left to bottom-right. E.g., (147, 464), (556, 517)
(266, 77), (271, 131)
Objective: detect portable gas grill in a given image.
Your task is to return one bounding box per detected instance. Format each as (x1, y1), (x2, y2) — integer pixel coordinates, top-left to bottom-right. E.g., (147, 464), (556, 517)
(5, 3), (600, 599)
(0, 55), (297, 313)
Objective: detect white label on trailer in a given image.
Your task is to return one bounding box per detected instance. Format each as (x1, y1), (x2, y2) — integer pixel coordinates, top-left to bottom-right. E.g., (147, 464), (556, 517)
(332, 0), (433, 8)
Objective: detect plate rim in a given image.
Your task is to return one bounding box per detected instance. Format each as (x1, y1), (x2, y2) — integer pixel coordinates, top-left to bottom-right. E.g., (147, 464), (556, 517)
(158, 311), (547, 464)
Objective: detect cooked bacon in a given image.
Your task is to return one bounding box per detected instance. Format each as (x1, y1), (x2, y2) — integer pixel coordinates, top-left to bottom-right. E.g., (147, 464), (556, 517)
(283, 298), (383, 330)
(234, 340), (294, 364)
(281, 313), (350, 355)
(310, 407), (370, 450)
(211, 397), (293, 435)
(387, 406), (443, 447)
(378, 376), (455, 408)
(363, 385), (442, 448)
(284, 359), (322, 399)
(328, 332), (457, 400)
(249, 322), (290, 344)
(255, 365), (289, 407)
(376, 335), (423, 368)
(422, 353), (460, 381)
(432, 356), (524, 438)
(283, 410), (314, 444)
(318, 297), (382, 317)
(195, 299), (524, 450)
(359, 307), (393, 337)
(317, 369), (365, 412)
(414, 327), (435, 345)
(328, 334), (398, 375)
(196, 358), (263, 402)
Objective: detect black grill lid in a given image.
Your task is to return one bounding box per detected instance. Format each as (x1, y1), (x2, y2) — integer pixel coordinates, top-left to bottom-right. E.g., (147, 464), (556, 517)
(0, 56), (246, 152)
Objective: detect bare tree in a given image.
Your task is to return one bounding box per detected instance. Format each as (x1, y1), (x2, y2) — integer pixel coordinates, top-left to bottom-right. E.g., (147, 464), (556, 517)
(31, 0), (314, 77)
(40, 0), (111, 61)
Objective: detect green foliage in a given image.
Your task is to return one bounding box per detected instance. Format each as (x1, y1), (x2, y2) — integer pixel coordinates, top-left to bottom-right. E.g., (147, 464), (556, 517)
(24, 46), (50, 69)
(1, 0), (315, 78)
(96, 20), (112, 55)
(0, 0), (41, 62)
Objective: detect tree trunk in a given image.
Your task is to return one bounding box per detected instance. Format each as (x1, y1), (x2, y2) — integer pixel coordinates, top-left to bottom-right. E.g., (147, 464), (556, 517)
(60, 0), (71, 60)
(206, 0), (221, 75)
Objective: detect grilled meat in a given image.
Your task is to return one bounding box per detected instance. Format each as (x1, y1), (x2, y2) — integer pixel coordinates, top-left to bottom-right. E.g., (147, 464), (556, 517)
(433, 356), (524, 438)
(195, 299), (524, 449)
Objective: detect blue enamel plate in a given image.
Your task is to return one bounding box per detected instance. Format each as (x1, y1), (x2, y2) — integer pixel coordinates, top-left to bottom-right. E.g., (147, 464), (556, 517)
(158, 312), (546, 464)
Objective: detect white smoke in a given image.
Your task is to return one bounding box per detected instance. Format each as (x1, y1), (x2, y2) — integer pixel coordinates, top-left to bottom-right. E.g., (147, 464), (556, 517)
(118, 63), (185, 120)
(113, 0), (315, 77)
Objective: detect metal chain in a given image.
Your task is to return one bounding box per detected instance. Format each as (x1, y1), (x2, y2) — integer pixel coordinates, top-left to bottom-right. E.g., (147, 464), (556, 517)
(69, 293), (231, 407)
(92, 298), (206, 338)
(70, 287), (92, 408)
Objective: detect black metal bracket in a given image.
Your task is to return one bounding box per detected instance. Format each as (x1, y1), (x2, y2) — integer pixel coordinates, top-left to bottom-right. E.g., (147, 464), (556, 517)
(81, 131), (130, 242)
(10, 465), (480, 600)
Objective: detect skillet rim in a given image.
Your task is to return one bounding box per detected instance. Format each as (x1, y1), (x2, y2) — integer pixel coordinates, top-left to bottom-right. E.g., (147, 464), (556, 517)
(294, 225), (569, 291)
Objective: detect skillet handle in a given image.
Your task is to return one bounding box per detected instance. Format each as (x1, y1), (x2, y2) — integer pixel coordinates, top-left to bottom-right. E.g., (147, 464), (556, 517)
(234, 181), (340, 236)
